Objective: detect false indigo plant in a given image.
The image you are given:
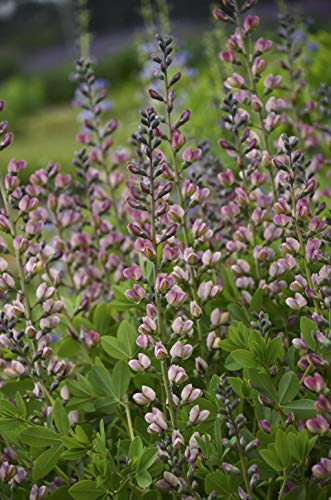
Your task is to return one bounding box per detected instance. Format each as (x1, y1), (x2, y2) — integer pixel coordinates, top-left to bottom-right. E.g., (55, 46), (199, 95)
(0, 0), (331, 498)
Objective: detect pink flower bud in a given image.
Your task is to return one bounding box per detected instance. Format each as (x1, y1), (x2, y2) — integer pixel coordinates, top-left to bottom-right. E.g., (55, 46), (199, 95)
(170, 341), (193, 359)
(168, 364), (188, 385)
(190, 301), (202, 318)
(125, 284), (145, 303)
(133, 385), (156, 405)
(285, 293), (307, 310)
(243, 15), (260, 32)
(154, 341), (168, 360)
(180, 384), (202, 403)
(189, 405), (210, 423)
(217, 168), (235, 186)
(166, 285), (187, 306)
(258, 419), (271, 432)
(304, 373), (326, 393)
(172, 317), (193, 336)
(306, 415), (329, 434)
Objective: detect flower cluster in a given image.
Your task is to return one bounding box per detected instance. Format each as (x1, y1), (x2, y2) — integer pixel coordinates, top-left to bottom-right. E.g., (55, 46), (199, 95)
(0, 0), (330, 498)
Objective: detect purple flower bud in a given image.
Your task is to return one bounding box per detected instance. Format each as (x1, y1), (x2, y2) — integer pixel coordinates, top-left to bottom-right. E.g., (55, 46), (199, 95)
(180, 384), (202, 403)
(148, 88), (164, 102)
(168, 364), (188, 385)
(286, 293), (307, 310)
(195, 357), (208, 374)
(258, 419), (271, 432)
(224, 73), (246, 91)
(0, 132), (14, 150)
(170, 341), (193, 359)
(124, 284), (145, 303)
(223, 462), (240, 474)
(133, 385), (156, 405)
(154, 342), (168, 360)
(190, 301), (202, 318)
(172, 430), (184, 448)
(264, 74), (282, 91)
(189, 404), (210, 423)
(30, 484), (48, 500)
(156, 471), (180, 490)
(306, 415), (329, 434)
(304, 373), (326, 392)
(217, 168), (235, 186)
(172, 317), (193, 336)
(197, 281), (221, 301)
(314, 394), (331, 413)
(243, 14), (260, 32)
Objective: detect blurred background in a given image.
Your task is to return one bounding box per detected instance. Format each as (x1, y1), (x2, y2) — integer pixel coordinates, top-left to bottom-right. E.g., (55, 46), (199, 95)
(0, 0), (330, 172)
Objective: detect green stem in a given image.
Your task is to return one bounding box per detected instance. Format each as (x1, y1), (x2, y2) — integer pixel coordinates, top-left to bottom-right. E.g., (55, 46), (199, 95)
(278, 470), (287, 499)
(0, 172), (32, 320)
(148, 134), (177, 430)
(234, 7), (277, 203)
(288, 164), (321, 315)
(123, 397), (135, 441)
(163, 67), (205, 357)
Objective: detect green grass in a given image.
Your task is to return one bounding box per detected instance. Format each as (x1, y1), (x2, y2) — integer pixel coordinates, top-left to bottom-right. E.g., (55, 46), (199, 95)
(1, 80), (141, 175)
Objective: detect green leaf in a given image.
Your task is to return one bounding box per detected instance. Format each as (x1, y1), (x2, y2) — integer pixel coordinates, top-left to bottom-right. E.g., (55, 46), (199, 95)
(69, 480), (106, 500)
(284, 485), (306, 500)
(15, 391), (26, 418)
(281, 399), (316, 419)
(248, 368), (278, 401)
(277, 371), (300, 404)
(117, 320), (137, 357)
(32, 444), (64, 480)
(93, 303), (112, 334)
(137, 447), (158, 473)
(0, 399), (23, 417)
(228, 377), (243, 397)
(267, 337), (284, 364)
(129, 436), (144, 461)
(259, 448), (282, 471)
(101, 336), (128, 360)
(275, 429), (290, 467)
(231, 349), (257, 368)
(136, 471), (152, 489)
(20, 426), (61, 448)
(56, 337), (81, 358)
(300, 317), (316, 351)
(111, 361), (130, 399)
(49, 486), (70, 499)
(53, 399), (69, 436)
(204, 471), (225, 495)
(205, 471), (241, 495)
(227, 304), (249, 323)
(249, 288), (263, 313)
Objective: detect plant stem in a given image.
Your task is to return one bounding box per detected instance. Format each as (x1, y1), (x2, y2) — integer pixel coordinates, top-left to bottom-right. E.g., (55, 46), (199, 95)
(123, 397), (135, 441)
(163, 66), (205, 357)
(0, 173), (32, 320)
(234, 7), (277, 203)
(278, 470), (287, 499)
(288, 157), (321, 315)
(148, 133), (177, 430)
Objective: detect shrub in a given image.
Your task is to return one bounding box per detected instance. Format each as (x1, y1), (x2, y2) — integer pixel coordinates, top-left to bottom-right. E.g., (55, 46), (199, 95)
(0, 0), (330, 499)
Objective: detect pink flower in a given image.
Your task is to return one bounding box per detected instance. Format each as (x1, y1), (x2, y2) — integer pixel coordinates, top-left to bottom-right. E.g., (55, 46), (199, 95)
(189, 405), (210, 423)
(264, 74), (282, 91)
(306, 415), (329, 434)
(285, 293), (307, 310)
(181, 147), (202, 163)
(133, 386), (156, 405)
(303, 373), (326, 393)
(168, 365), (188, 385)
(181, 384), (202, 403)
